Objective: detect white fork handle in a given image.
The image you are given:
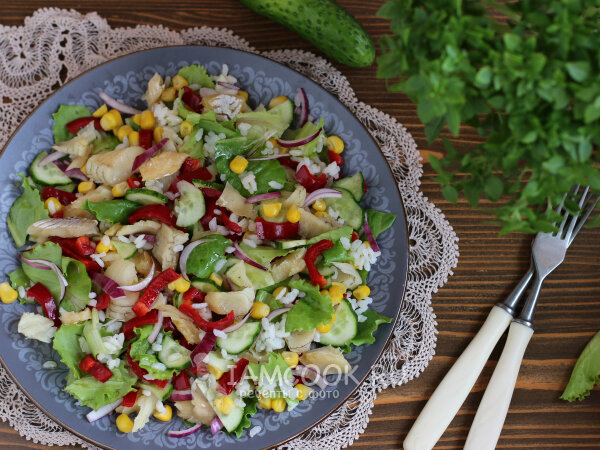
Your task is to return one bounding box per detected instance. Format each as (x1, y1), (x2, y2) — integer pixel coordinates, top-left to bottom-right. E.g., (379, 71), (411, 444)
(464, 321), (534, 450)
(404, 305), (512, 450)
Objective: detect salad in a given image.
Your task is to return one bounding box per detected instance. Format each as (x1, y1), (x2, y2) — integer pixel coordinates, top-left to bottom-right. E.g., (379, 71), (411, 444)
(1, 63), (397, 439)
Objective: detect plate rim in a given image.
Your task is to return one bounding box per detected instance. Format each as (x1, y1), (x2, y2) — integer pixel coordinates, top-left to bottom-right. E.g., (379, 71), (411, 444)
(0, 44), (409, 450)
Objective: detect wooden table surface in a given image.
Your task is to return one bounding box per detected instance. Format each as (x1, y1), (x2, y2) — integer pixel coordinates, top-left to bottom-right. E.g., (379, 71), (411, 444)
(1, 1), (599, 448)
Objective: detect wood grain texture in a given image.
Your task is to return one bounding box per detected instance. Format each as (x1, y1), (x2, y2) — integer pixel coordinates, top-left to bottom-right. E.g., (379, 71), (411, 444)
(1, 1), (599, 448)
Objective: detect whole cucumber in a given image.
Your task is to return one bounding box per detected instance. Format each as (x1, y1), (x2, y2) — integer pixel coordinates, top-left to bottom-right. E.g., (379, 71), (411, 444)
(240, 0), (375, 67)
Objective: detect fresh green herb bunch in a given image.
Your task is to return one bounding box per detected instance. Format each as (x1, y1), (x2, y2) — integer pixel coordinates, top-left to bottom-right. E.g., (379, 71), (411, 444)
(377, 0), (600, 233)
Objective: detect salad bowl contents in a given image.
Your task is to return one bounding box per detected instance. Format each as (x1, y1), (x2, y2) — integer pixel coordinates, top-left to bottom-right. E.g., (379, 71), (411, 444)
(1, 54), (400, 445)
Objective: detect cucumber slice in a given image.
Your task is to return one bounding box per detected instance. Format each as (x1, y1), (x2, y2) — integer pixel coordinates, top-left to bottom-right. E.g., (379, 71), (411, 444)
(276, 239), (307, 250)
(140, 382), (173, 401)
(216, 321), (261, 355)
(125, 188), (168, 205)
(191, 278), (224, 293)
(158, 334), (192, 369)
(173, 292), (184, 308)
(196, 379), (244, 432)
(204, 351), (235, 373)
(333, 172), (364, 202)
(319, 299), (358, 346)
(175, 181), (206, 227)
(111, 239), (137, 260)
(269, 98), (294, 126)
(30, 152), (73, 186)
(324, 188), (364, 230)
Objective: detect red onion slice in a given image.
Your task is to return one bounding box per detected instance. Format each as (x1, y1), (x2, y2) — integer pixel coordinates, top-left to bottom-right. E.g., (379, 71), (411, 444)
(266, 307), (291, 321)
(362, 212), (380, 253)
(85, 398), (122, 423)
(167, 423), (202, 438)
(143, 234), (157, 243)
(210, 417), (223, 435)
(20, 257), (52, 271)
(132, 138), (169, 171)
(121, 262), (155, 292)
(303, 188), (342, 207)
(245, 191), (281, 204)
(233, 241), (267, 271)
(190, 332), (217, 368)
(38, 151), (67, 166)
(179, 239), (213, 281)
(292, 365), (328, 390)
(294, 88), (309, 127)
(20, 257), (68, 301)
(222, 311), (252, 333)
(90, 272), (126, 299)
(169, 389), (193, 402)
(98, 92), (142, 115)
(216, 81), (239, 92)
(247, 154), (289, 162)
(147, 310), (164, 344)
(276, 128), (321, 149)
(64, 168), (89, 181)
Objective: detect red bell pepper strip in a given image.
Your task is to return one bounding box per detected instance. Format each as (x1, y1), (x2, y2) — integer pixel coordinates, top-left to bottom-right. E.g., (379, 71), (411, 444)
(121, 390), (138, 408)
(327, 149), (344, 167)
(123, 309), (159, 339)
(41, 187), (77, 205)
(128, 204), (178, 228)
(132, 269), (181, 317)
(181, 86), (204, 114)
(179, 303), (235, 332)
(218, 208), (243, 234)
(95, 293), (111, 310)
(182, 287), (206, 303)
(351, 231), (360, 242)
(26, 283), (60, 327)
(305, 239), (334, 287)
(172, 372), (191, 391)
(255, 217), (299, 240)
(127, 176), (142, 189)
(139, 129), (152, 150)
(49, 237), (102, 272)
(79, 355), (97, 372)
(295, 165), (327, 192)
(279, 157), (299, 170)
(51, 210), (64, 219)
(182, 157), (200, 173)
(78, 355), (113, 382)
(74, 236), (95, 256)
(216, 358), (249, 395)
(167, 158), (213, 194)
(65, 117), (102, 134)
(126, 346), (169, 388)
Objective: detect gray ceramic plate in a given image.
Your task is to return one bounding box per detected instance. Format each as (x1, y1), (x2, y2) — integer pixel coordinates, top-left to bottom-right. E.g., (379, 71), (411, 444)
(0, 46), (408, 449)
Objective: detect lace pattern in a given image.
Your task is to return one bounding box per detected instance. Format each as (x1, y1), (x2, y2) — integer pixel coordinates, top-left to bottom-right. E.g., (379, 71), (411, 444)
(0, 9), (459, 449)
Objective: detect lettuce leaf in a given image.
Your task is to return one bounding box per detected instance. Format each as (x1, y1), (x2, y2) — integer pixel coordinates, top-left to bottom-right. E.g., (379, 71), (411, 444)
(60, 258), (91, 312)
(52, 322), (86, 378)
(130, 326), (176, 380)
(177, 64), (215, 88)
(340, 309), (393, 353)
(92, 133), (121, 154)
(83, 199), (141, 224)
(180, 126), (205, 159)
(306, 226), (353, 245)
(52, 104), (91, 143)
(21, 242), (63, 300)
(231, 396), (258, 438)
(285, 280), (334, 333)
(366, 209), (397, 239)
(8, 268), (33, 304)
(64, 360), (137, 410)
(561, 331), (600, 401)
(247, 352), (292, 398)
(7, 175), (49, 247)
(237, 242), (291, 267)
(186, 234), (231, 279)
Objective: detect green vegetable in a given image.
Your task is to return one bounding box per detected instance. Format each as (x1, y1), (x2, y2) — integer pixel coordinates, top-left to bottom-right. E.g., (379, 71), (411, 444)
(180, 126), (205, 159)
(178, 64), (215, 88)
(21, 242), (63, 300)
(306, 225), (353, 245)
(322, 241), (352, 265)
(237, 242), (291, 267)
(248, 352), (293, 398)
(366, 209), (397, 240)
(561, 331), (600, 402)
(231, 396), (258, 438)
(83, 199), (141, 224)
(7, 175), (49, 247)
(52, 104), (91, 143)
(130, 326), (177, 379)
(285, 280), (334, 332)
(52, 323), (86, 378)
(60, 258), (91, 312)
(83, 308), (107, 357)
(64, 361), (137, 410)
(186, 235), (231, 279)
(240, 0), (375, 67)
(340, 309), (393, 353)
(285, 118), (325, 158)
(92, 133), (121, 154)
(8, 268), (32, 304)
(377, 0), (600, 233)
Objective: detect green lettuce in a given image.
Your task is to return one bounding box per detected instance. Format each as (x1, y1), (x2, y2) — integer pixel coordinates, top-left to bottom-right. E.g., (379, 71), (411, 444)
(177, 64), (215, 88)
(8, 268), (33, 304)
(130, 326), (176, 380)
(186, 234), (231, 279)
(52, 104), (91, 143)
(365, 209), (397, 239)
(53, 323), (86, 378)
(180, 126), (205, 159)
(237, 242), (291, 267)
(248, 352), (293, 398)
(7, 175), (49, 247)
(306, 226), (353, 245)
(64, 361), (137, 410)
(321, 241), (352, 265)
(60, 258), (91, 312)
(340, 309), (393, 353)
(231, 396), (258, 438)
(92, 133), (120, 154)
(285, 280), (334, 332)
(83, 199), (141, 224)
(21, 242), (63, 300)
(561, 331), (600, 402)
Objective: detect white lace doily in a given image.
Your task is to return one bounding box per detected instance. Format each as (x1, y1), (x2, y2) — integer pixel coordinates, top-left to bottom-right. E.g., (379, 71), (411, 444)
(0, 8), (459, 449)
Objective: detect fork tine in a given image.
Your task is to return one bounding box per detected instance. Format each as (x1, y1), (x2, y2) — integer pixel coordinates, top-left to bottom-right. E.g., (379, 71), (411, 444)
(563, 186), (590, 242)
(568, 193), (599, 245)
(556, 187), (577, 235)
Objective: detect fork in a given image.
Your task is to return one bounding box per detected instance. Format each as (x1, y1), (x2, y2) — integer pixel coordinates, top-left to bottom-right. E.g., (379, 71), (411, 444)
(403, 186), (598, 450)
(463, 186), (598, 449)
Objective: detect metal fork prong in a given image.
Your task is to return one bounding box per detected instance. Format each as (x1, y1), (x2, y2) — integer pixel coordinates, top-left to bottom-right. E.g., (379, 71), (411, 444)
(555, 189), (572, 235)
(564, 186), (591, 241)
(568, 193), (599, 245)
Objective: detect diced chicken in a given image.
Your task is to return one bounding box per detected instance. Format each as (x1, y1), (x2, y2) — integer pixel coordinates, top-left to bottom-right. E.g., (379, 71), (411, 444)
(271, 248), (306, 283)
(86, 145), (145, 185)
(105, 258), (137, 285)
(217, 183), (257, 219)
(139, 150), (188, 181)
(298, 208), (337, 238)
(300, 346), (351, 375)
(63, 185), (113, 219)
(143, 73), (164, 107)
(52, 135), (92, 157)
(286, 329), (316, 354)
(205, 288), (255, 319)
(131, 250), (155, 278)
(27, 218), (99, 242)
(60, 308), (92, 325)
(174, 385), (216, 426)
(152, 224), (188, 270)
(115, 220), (161, 236)
(107, 292), (138, 322)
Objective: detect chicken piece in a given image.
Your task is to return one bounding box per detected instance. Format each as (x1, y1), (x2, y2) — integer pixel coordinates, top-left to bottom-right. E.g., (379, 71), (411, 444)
(283, 185), (307, 209)
(86, 145), (145, 185)
(152, 224), (188, 270)
(271, 248), (306, 283)
(27, 218), (99, 242)
(60, 308), (92, 325)
(298, 208), (337, 238)
(107, 291), (138, 322)
(131, 250), (155, 278)
(139, 151), (188, 181)
(104, 223), (122, 236)
(63, 185), (113, 219)
(115, 220), (161, 236)
(52, 135), (92, 157)
(143, 73), (164, 107)
(216, 183), (257, 219)
(156, 304), (202, 344)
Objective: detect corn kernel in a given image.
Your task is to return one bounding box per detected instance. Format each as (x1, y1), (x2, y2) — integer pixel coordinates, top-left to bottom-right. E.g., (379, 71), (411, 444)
(44, 197), (62, 215)
(251, 301), (270, 320)
(258, 396), (272, 409)
(96, 240), (113, 254)
(128, 131), (140, 146)
(207, 364), (224, 380)
(281, 351), (299, 368)
(116, 413), (134, 433)
(329, 282), (346, 305)
(160, 86), (177, 103)
(316, 314), (335, 334)
(314, 211), (328, 218)
(180, 120), (193, 137)
(100, 109), (123, 131)
(286, 204), (302, 223)
(268, 138), (279, 149)
(111, 181), (128, 198)
(139, 110), (155, 130)
(271, 397), (286, 413)
(229, 155), (248, 174)
(312, 199), (327, 211)
(326, 135), (344, 154)
(132, 114), (142, 126)
(209, 272), (223, 287)
(295, 383), (312, 401)
(272, 286), (287, 299)
(353, 285), (370, 300)
(116, 125), (133, 142)
(269, 96), (289, 109)
(78, 181), (95, 194)
(262, 202), (282, 218)
(237, 90), (249, 102)
(0, 282), (18, 304)
(214, 396), (234, 415)
(92, 104), (108, 118)
(153, 404), (172, 422)
(153, 126), (164, 142)
(81, 163), (87, 175)
(168, 278), (191, 293)
(172, 74), (189, 90)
